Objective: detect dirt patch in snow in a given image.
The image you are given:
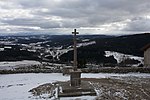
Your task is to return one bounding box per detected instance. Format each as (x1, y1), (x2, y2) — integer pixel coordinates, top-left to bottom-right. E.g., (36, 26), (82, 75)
(82, 77), (150, 100)
(29, 77), (150, 100)
(29, 83), (55, 99)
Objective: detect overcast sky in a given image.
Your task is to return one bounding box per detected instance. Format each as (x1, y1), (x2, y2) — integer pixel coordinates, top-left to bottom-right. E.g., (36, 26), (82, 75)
(0, 0), (150, 35)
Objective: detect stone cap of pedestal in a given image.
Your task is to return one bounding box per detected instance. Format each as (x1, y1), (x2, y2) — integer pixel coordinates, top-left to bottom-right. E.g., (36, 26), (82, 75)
(70, 69), (82, 73)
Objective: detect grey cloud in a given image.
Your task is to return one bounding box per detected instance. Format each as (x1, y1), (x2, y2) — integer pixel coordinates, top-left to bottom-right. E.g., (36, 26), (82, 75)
(123, 17), (150, 32)
(1, 18), (62, 29)
(0, 0), (150, 34)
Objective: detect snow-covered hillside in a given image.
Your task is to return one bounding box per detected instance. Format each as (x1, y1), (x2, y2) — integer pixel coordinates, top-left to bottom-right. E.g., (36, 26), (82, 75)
(46, 41), (96, 60)
(105, 51), (144, 66)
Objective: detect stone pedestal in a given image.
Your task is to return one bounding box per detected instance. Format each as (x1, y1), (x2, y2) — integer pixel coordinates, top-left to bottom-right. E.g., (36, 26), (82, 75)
(70, 69), (81, 87)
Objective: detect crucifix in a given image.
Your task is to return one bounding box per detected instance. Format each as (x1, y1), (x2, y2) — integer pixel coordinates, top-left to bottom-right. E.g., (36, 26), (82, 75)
(72, 29), (79, 71)
(70, 29), (81, 87)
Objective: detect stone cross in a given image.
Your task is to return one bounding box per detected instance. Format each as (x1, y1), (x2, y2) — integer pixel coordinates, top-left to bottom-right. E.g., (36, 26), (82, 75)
(72, 29), (79, 71)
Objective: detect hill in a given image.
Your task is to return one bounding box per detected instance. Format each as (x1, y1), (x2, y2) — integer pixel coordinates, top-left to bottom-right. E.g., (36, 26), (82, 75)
(94, 33), (150, 56)
(60, 33), (150, 66)
(0, 33), (150, 67)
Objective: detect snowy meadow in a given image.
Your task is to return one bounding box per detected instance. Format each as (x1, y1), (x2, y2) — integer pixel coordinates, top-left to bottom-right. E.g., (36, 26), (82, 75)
(0, 73), (150, 100)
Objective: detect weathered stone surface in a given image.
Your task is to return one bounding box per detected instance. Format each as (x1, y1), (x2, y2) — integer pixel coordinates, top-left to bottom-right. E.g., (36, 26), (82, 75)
(57, 80), (96, 97)
(70, 69), (82, 87)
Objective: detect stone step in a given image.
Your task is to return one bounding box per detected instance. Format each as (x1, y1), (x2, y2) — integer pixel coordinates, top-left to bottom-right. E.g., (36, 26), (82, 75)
(58, 91), (96, 97)
(62, 88), (95, 93)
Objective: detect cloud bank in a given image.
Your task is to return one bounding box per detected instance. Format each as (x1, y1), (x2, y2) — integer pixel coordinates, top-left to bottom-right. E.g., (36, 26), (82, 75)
(0, 0), (150, 35)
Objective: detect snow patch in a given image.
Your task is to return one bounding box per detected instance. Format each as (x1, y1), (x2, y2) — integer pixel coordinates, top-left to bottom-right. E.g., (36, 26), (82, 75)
(0, 73), (150, 100)
(105, 51), (143, 65)
(0, 60), (41, 70)
(82, 39), (90, 42)
(48, 41), (96, 60)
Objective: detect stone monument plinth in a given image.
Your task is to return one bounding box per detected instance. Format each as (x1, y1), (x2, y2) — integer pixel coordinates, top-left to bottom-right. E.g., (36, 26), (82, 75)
(70, 69), (81, 87)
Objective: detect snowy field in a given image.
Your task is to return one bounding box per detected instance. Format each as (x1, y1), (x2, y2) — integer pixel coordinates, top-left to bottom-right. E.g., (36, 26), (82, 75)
(0, 60), (41, 70)
(105, 51), (144, 66)
(0, 73), (150, 100)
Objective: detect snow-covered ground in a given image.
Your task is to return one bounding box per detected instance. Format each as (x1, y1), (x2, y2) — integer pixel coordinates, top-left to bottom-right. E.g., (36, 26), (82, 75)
(0, 60), (41, 70)
(47, 41), (96, 60)
(0, 73), (150, 100)
(105, 51), (144, 65)
(81, 73), (150, 79)
(0, 73), (69, 100)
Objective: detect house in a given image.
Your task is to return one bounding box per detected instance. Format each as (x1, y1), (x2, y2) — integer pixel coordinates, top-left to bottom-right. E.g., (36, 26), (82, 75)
(142, 44), (150, 67)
